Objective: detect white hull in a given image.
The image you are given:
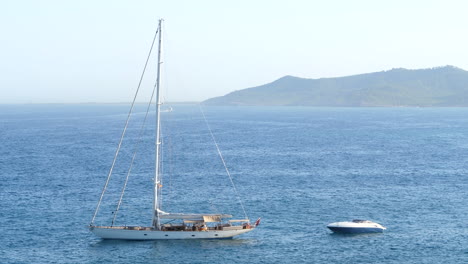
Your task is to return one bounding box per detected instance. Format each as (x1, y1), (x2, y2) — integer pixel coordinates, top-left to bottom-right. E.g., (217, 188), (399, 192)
(90, 226), (254, 240)
(327, 220), (386, 234)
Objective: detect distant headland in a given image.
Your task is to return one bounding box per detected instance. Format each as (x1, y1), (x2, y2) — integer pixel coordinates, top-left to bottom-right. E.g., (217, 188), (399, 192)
(203, 66), (468, 106)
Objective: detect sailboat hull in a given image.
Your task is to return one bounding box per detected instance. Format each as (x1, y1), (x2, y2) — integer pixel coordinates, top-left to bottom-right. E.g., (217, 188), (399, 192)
(90, 226), (254, 240)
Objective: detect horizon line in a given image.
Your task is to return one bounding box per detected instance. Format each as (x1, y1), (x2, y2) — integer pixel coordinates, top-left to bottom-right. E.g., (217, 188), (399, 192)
(0, 101), (202, 105)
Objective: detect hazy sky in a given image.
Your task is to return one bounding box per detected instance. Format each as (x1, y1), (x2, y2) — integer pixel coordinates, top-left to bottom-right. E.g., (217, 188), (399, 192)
(2, 0), (468, 103)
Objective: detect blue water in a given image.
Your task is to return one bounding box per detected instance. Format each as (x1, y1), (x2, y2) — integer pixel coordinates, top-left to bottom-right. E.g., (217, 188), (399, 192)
(1, 104), (467, 263)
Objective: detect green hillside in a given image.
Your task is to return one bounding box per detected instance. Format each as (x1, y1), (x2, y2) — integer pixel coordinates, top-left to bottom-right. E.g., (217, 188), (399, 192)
(203, 66), (468, 106)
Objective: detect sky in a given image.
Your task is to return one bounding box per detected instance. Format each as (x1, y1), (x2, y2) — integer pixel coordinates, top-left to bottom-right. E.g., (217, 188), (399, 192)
(1, 0), (468, 103)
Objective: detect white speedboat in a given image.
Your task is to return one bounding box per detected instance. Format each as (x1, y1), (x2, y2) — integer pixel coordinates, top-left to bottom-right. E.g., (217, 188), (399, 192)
(327, 219), (386, 234)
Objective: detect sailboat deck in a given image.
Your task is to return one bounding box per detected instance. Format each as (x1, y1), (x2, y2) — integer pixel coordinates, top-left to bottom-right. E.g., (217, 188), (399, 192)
(91, 225), (249, 232)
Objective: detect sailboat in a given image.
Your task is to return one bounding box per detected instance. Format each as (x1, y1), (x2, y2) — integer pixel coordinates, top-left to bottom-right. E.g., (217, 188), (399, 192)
(89, 19), (258, 240)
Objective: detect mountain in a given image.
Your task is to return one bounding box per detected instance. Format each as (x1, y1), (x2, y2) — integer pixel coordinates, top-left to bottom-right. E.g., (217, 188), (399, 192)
(203, 66), (468, 106)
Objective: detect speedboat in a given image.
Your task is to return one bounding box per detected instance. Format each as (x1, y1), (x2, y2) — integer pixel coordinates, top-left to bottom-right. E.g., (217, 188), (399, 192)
(327, 219), (386, 234)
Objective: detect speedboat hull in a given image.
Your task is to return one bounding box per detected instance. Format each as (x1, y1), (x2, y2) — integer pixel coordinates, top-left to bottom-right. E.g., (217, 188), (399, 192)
(90, 226), (254, 240)
(327, 226), (384, 234)
(327, 220), (386, 234)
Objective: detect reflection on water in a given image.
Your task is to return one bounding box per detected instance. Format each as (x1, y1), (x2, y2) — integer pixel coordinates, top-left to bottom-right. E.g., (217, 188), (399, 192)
(328, 232), (385, 239)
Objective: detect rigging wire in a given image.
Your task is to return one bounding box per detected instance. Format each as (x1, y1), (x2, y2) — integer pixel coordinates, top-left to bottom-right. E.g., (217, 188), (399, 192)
(111, 76), (158, 226)
(90, 26), (160, 226)
(165, 115), (174, 206)
(198, 105), (249, 220)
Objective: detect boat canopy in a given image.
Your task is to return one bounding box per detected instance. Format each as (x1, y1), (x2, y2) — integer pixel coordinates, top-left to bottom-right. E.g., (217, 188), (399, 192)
(157, 210), (232, 222)
(352, 219), (372, 223)
(183, 220), (205, 224)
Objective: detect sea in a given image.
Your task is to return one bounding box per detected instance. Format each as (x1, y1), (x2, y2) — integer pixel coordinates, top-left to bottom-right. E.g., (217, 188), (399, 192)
(0, 104), (466, 264)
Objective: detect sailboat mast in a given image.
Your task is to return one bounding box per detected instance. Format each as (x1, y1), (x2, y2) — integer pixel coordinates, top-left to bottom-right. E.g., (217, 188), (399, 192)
(152, 19), (163, 229)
